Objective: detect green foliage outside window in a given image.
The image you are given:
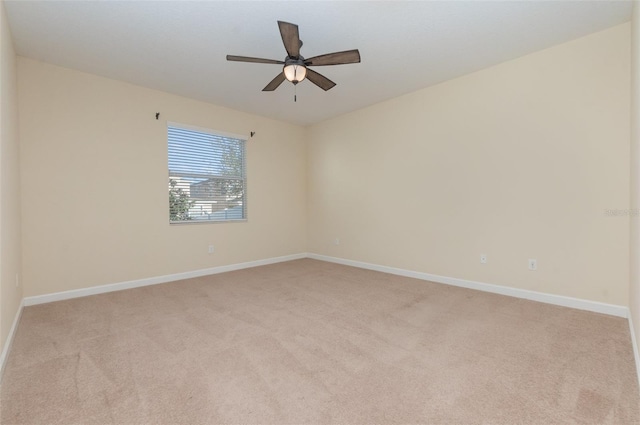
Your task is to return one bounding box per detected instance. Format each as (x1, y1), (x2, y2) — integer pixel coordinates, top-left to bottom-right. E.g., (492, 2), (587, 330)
(169, 178), (195, 221)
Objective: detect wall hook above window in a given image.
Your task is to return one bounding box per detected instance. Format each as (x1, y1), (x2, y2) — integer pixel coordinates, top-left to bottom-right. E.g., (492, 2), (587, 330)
(155, 113), (160, 120)
(250, 131), (255, 138)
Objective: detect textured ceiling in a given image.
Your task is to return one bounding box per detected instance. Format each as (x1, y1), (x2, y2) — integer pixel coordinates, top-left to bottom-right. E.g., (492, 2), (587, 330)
(4, 1), (632, 126)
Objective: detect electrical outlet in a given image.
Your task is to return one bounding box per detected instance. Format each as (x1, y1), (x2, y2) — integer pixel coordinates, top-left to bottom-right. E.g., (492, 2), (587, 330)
(208, 245), (215, 254)
(528, 259), (537, 271)
(334, 238), (340, 245)
(480, 254), (487, 264)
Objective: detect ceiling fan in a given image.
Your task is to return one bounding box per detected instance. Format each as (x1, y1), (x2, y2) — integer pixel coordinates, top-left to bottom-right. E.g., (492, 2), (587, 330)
(226, 21), (361, 93)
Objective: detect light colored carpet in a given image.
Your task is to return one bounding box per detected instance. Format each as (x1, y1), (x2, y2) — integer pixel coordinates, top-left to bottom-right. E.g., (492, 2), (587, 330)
(1, 259), (638, 424)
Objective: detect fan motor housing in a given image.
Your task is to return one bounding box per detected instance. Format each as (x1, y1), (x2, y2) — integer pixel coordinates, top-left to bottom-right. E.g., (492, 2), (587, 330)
(284, 56), (305, 66)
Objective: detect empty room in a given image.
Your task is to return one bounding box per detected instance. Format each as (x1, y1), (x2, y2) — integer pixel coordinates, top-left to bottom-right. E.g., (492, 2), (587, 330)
(2, 0), (640, 423)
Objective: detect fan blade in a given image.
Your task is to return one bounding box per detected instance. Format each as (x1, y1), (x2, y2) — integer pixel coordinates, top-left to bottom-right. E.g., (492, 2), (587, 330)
(304, 49), (361, 66)
(278, 21), (300, 58)
(263, 73), (286, 91)
(227, 55), (284, 65)
(305, 69), (336, 91)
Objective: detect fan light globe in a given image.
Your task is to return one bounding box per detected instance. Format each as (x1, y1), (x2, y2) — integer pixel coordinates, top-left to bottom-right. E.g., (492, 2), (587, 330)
(283, 64), (307, 84)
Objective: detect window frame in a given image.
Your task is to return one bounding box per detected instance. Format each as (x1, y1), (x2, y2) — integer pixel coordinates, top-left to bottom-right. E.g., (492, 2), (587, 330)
(167, 122), (248, 225)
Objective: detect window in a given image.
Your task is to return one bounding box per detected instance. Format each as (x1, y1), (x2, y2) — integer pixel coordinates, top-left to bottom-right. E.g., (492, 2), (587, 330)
(168, 124), (246, 223)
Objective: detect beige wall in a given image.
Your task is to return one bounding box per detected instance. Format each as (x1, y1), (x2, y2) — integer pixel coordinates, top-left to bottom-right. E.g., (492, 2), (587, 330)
(0, 0), (23, 350)
(631, 2), (640, 353)
(18, 58), (307, 297)
(13, 21), (636, 308)
(308, 24), (631, 306)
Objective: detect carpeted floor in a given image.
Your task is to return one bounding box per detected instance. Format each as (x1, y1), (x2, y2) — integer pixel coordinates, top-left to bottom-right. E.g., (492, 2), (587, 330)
(1, 259), (638, 424)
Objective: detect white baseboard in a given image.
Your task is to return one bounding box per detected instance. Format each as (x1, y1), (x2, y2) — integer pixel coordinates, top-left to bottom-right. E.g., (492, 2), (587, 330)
(23, 252), (627, 318)
(0, 298), (24, 381)
(307, 253), (628, 318)
(628, 313), (640, 389)
(7, 252), (636, 386)
(23, 253), (306, 306)
(20, 251), (630, 317)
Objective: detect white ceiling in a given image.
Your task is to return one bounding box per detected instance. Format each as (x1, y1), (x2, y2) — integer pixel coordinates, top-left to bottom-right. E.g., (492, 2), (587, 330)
(4, 1), (632, 126)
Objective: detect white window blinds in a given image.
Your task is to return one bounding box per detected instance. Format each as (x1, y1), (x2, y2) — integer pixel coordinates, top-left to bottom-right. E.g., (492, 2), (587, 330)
(168, 124), (246, 223)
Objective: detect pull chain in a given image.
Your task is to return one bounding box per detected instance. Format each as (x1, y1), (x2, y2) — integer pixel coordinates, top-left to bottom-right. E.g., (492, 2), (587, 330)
(294, 84), (297, 102)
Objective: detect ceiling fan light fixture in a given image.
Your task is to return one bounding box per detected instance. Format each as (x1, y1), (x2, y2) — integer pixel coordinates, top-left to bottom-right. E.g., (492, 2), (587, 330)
(227, 21), (359, 92)
(283, 63), (307, 84)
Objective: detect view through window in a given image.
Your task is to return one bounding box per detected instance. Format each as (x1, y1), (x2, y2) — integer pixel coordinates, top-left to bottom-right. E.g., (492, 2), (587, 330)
(168, 124), (246, 223)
